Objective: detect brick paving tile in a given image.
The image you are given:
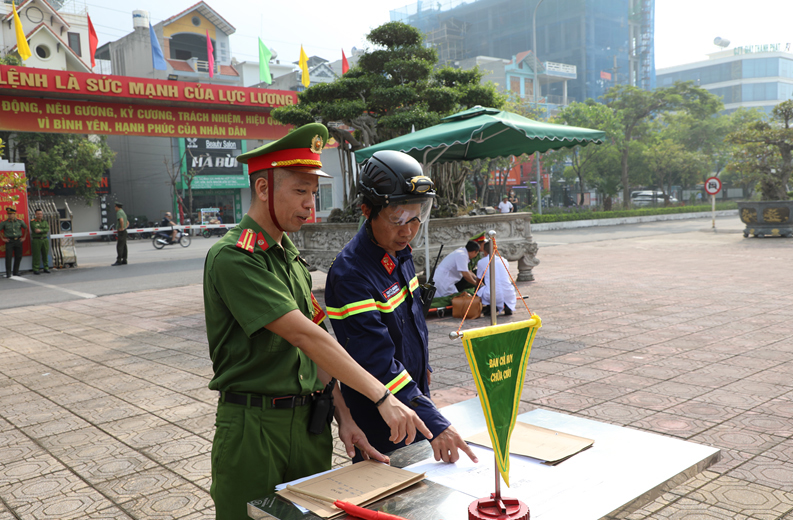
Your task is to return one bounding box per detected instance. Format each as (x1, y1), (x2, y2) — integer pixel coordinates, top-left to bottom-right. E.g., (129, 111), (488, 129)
(3, 223), (793, 519)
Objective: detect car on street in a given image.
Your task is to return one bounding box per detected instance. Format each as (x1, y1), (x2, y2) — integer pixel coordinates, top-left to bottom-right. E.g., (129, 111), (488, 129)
(631, 190), (677, 206)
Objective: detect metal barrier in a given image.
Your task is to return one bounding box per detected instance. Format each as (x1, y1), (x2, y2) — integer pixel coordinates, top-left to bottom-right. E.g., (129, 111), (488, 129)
(49, 223), (238, 239)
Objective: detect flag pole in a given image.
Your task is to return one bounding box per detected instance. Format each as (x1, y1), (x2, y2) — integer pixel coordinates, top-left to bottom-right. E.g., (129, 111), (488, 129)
(488, 232), (500, 503)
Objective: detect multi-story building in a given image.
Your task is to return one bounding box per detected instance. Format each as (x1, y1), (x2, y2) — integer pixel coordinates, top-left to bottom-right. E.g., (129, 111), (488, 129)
(1, 0), (93, 74)
(656, 44), (793, 115)
(391, 0), (655, 103)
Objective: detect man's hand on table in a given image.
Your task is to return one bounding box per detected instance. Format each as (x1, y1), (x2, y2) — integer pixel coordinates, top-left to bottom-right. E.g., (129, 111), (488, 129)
(430, 425), (478, 463)
(378, 394), (433, 446)
(337, 414), (390, 464)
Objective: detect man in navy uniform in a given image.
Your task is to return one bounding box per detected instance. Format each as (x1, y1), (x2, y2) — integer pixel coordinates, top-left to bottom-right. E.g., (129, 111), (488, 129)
(325, 150), (478, 464)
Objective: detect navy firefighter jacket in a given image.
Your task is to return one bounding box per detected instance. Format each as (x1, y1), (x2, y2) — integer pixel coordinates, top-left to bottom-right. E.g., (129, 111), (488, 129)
(325, 225), (451, 453)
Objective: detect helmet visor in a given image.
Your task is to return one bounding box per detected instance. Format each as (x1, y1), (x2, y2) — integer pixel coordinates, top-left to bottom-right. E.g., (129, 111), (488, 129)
(382, 199), (433, 226)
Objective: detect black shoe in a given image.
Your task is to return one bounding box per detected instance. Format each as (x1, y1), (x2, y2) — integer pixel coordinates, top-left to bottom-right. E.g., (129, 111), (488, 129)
(5, 273), (10, 278)
(481, 305), (491, 316)
(33, 271), (40, 275)
(121, 261), (128, 265)
(12, 272), (19, 277)
(111, 261), (123, 266)
(43, 269), (51, 273)
(504, 307), (513, 316)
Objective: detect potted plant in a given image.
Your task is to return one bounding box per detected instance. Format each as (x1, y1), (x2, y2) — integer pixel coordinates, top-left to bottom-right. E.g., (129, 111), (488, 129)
(727, 100), (793, 237)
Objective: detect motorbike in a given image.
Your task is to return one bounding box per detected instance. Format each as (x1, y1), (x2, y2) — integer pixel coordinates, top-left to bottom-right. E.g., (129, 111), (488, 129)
(202, 227), (228, 238)
(152, 229), (191, 249)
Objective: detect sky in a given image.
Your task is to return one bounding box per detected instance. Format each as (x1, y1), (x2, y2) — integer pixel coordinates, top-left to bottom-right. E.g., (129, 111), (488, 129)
(80, 0), (793, 72)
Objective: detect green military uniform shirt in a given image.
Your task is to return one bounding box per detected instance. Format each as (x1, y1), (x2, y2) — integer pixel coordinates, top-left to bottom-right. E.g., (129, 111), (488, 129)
(30, 219), (49, 239)
(204, 214), (321, 396)
(0, 219), (26, 239)
(116, 209), (128, 230)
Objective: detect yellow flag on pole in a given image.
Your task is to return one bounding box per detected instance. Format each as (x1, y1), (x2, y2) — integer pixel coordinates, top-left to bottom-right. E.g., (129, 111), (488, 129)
(12, 2), (32, 61)
(299, 45), (310, 88)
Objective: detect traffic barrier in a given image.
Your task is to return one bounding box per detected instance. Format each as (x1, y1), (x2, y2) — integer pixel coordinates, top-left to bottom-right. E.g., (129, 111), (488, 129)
(49, 223), (237, 239)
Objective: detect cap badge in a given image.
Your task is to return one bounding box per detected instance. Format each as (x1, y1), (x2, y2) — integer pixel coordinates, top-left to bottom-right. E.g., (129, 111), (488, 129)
(310, 135), (323, 155)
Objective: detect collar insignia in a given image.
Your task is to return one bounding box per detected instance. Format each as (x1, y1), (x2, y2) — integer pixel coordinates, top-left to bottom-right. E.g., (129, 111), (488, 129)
(256, 232), (269, 251)
(381, 253), (396, 275)
(310, 135), (323, 154)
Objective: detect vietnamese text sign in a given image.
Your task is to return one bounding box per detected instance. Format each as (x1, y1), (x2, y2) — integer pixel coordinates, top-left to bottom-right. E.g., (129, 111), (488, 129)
(0, 64), (297, 110)
(0, 95), (289, 140)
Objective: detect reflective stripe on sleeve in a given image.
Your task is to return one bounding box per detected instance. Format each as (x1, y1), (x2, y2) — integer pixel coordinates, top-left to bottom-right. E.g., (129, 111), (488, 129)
(327, 279), (417, 320)
(386, 369), (412, 394)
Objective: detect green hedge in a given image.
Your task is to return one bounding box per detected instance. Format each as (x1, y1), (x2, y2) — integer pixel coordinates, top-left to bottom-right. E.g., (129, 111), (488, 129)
(527, 202), (738, 223)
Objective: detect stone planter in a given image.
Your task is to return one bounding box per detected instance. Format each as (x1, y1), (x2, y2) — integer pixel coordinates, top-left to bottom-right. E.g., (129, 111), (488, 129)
(289, 213), (540, 281)
(738, 201), (793, 238)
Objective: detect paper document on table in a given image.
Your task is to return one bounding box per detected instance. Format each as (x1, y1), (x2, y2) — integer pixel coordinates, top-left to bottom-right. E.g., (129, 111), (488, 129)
(404, 444), (537, 497)
(275, 460), (424, 518)
(466, 421), (594, 465)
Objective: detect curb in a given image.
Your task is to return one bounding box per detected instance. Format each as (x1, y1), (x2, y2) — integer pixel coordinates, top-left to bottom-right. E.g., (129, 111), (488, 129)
(530, 209), (739, 231)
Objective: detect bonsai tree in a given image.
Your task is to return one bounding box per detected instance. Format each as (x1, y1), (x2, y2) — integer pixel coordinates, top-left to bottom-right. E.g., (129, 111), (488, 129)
(726, 99), (793, 201)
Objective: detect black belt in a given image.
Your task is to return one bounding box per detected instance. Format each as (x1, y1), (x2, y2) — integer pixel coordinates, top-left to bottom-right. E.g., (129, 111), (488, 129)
(220, 391), (314, 409)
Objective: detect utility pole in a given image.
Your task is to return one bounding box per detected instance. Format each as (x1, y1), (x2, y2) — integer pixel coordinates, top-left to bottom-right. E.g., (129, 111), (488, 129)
(533, 0), (544, 215)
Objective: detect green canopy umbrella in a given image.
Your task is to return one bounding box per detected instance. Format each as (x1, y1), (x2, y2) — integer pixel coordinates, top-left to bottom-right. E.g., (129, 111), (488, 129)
(352, 105), (606, 280)
(353, 106), (606, 166)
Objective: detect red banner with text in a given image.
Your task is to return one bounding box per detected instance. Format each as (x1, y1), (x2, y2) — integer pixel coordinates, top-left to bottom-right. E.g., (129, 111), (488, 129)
(0, 96), (289, 140)
(0, 170), (31, 259)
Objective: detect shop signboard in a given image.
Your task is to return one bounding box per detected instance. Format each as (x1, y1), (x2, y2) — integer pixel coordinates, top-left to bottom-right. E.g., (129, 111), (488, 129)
(180, 138), (248, 190)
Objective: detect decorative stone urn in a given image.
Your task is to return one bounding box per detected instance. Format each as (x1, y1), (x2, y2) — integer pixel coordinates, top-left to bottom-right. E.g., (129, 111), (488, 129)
(289, 213), (540, 281)
(738, 201), (793, 238)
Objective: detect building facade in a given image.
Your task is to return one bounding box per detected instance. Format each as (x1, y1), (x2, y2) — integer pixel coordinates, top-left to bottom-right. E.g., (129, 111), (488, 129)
(656, 45), (793, 114)
(391, 0), (655, 103)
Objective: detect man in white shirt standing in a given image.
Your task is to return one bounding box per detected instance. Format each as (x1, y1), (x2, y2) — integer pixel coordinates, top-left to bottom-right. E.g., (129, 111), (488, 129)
(433, 241), (482, 300)
(476, 240), (516, 316)
(498, 195), (513, 214)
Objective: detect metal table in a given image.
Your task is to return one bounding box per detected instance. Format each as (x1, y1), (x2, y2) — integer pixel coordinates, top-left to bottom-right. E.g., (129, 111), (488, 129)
(248, 398), (720, 520)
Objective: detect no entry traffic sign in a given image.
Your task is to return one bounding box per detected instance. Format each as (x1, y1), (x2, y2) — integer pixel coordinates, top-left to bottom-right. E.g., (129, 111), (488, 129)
(704, 177), (722, 195)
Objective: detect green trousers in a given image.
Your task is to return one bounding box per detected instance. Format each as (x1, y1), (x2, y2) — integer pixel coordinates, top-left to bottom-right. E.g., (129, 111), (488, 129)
(211, 399), (332, 520)
(31, 237), (49, 271)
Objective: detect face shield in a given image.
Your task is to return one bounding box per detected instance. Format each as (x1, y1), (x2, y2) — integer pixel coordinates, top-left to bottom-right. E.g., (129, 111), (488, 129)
(381, 198), (433, 227)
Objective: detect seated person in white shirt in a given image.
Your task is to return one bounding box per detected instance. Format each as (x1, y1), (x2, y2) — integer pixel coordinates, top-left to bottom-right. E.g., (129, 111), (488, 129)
(430, 241), (482, 307)
(476, 240), (517, 316)
(498, 195), (513, 214)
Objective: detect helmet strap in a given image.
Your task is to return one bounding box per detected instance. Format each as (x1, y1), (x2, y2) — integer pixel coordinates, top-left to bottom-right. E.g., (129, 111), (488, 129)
(267, 169), (285, 233)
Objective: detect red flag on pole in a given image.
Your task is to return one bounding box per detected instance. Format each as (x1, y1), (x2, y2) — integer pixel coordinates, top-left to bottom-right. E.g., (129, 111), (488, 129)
(87, 14), (98, 68)
(206, 30), (214, 78)
(342, 49), (349, 74)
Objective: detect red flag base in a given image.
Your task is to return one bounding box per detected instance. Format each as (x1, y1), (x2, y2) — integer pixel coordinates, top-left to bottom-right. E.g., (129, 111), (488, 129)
(468, 494), (529, 520)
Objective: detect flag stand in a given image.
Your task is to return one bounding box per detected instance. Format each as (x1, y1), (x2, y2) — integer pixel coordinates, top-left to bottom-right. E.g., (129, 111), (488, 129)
(450, 230), (531, 520)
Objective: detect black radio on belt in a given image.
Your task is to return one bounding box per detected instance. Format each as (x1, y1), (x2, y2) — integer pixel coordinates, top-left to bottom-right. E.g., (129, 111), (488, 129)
(308, 377), (336, 435)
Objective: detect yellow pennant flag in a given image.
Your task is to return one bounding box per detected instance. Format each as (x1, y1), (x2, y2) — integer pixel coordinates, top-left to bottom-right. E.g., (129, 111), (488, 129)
(299, 45), (310, 88)
(12, 2), (32, 61)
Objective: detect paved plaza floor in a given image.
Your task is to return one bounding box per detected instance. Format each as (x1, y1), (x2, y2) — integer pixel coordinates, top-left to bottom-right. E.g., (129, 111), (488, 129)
(2, 221), (793, 519)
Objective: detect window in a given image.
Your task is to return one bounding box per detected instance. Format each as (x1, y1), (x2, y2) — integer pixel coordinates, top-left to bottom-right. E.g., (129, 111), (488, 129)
(191, 16), (201, 27)
(318, 183), (334, 211)
(67, 32), (81, 57)
(35, 45), (51, 60)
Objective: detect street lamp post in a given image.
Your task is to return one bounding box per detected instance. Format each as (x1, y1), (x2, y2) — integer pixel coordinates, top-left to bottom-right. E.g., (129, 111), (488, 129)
(533, 0), (544, 215)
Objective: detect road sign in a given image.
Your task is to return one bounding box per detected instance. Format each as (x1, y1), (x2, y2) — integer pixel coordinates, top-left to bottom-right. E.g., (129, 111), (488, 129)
(704, 177), (722, 195)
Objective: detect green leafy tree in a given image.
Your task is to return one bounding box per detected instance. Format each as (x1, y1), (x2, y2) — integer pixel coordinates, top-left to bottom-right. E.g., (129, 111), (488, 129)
(13, 133), (115, 201)
(643, 138), (709, 202)
(603, 81), (723, 208)
(726, 99), (793, 201)
(552, 99), (621, 205)
(272, 21), (505, 207)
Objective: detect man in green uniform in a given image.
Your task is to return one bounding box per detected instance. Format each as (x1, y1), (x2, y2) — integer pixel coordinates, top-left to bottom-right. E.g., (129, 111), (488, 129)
(112, 202), (128, 266)
(30, 209), (51, 274)
(204, 122), (431, 520)
(1, 207), (27, 278)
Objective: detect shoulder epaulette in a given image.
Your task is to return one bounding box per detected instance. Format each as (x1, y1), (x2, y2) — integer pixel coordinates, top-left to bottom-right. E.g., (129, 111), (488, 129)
(236, 229), (256, 253)
(311, 293), (326, 325)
